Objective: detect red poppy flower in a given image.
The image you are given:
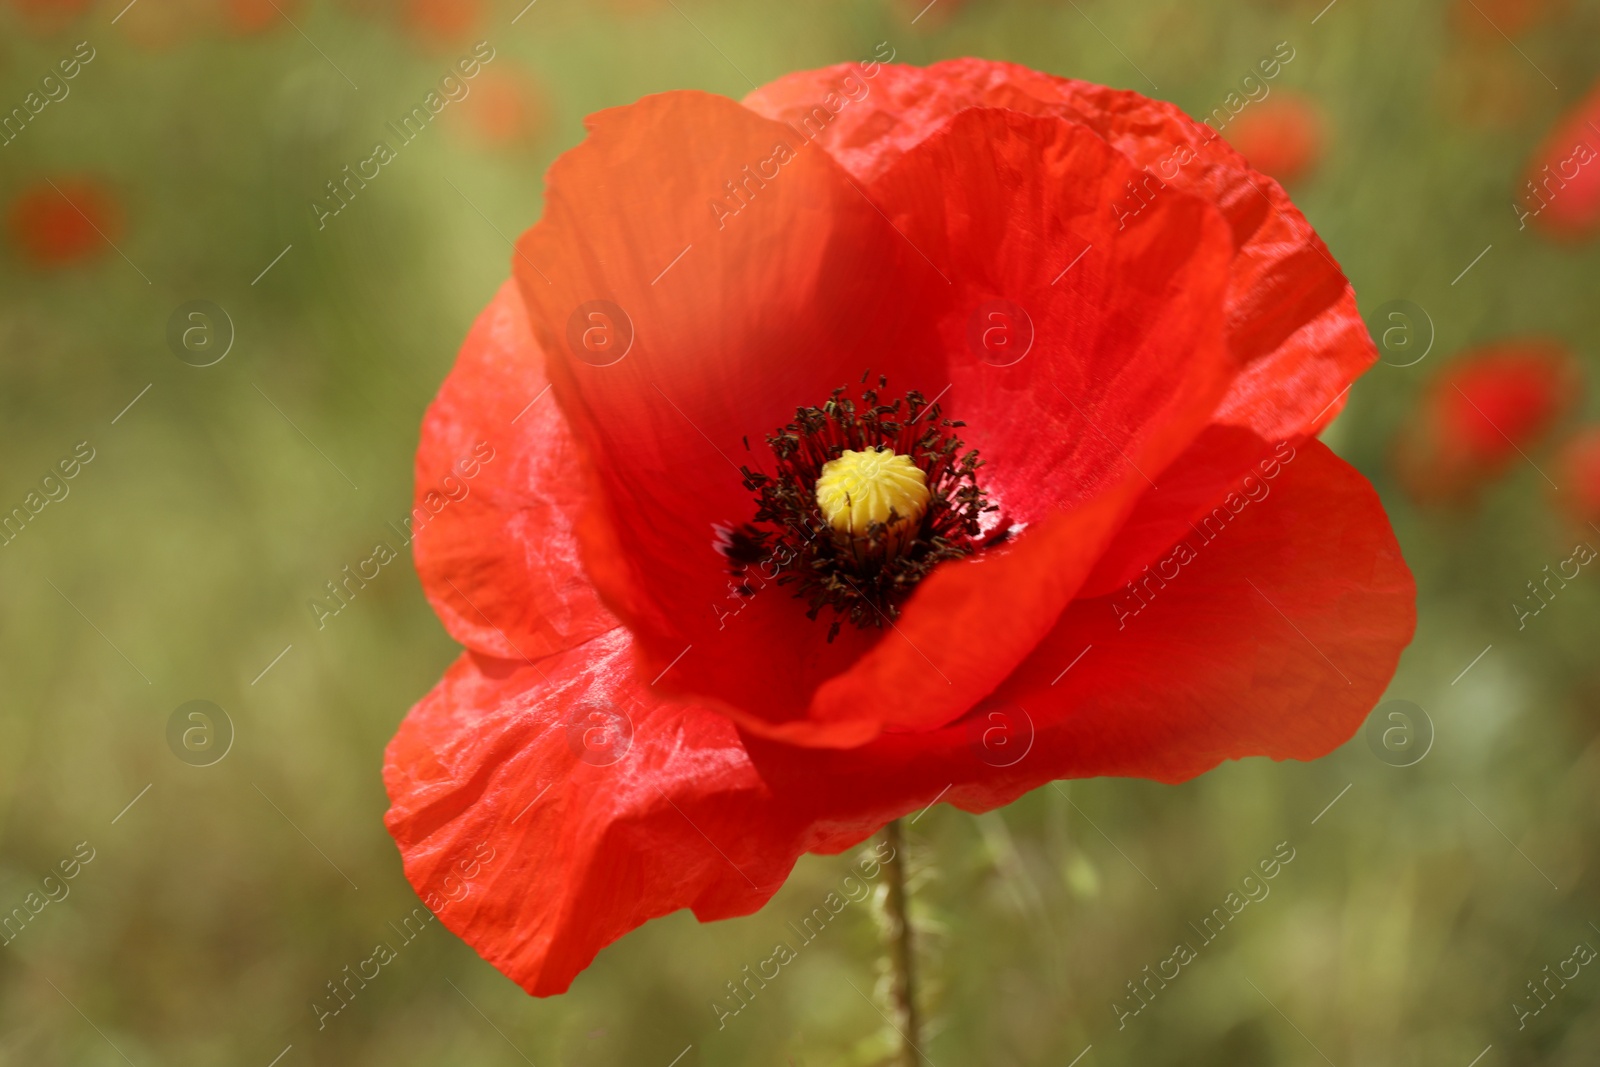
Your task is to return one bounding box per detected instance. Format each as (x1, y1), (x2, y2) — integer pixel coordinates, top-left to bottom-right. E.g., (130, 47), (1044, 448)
(7, 176), (123, 268)
(1554, 428), (1600, 529)
(1519, 80), (1600, 239)
(1395, 340), (1578, 504)
(384, 59), (1414, 996)
(1222, 93), (1326, 186)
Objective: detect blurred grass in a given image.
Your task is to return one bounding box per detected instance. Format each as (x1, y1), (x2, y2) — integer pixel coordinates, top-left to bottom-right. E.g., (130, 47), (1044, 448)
(2, 0), (1600, 1064)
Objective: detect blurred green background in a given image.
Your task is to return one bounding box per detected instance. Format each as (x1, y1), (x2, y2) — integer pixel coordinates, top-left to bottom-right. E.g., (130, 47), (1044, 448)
(3, 0), (1600, 1064)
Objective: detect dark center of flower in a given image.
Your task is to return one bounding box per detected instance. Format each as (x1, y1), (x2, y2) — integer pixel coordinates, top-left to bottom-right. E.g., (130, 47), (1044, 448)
(720, 375), (1002, 640)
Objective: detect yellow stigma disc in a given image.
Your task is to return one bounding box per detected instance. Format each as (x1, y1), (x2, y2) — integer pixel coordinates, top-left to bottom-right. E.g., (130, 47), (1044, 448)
(815, 448), (930, 537)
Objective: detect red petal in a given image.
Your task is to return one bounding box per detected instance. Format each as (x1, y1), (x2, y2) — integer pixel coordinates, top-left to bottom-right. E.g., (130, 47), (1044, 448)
(867, 107), (1236, 523)
(1077, 425), (1283, 598)
(412, 280), (616, 660)
(385, 439), (1412, 994)
(384, 630), (840, 996)
(745, 59), (1375, 442)
(981, 437), (1415, 783)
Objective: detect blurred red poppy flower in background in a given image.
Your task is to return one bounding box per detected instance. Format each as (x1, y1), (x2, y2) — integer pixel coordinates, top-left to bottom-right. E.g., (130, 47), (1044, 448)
(448, 68), (552, 149)
(7, 176), (123, 268)
(1451, 0), (1558, 39)
(7, 0), (93, 33)
(1222, 93), (1326, 186)
(1554, 428), (1600, 529)
(384, 59), (1415, 996)
(1396, 340), (1578, 504)
(403, 0), (483, 49)
(226, 0), (297, 35)
(898, 0), (971, 27)
(1519, 80), (1600, 240)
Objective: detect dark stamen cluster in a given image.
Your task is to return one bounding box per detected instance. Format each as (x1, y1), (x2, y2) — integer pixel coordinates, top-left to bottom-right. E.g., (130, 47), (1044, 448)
(723, 375), (1000, 640)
